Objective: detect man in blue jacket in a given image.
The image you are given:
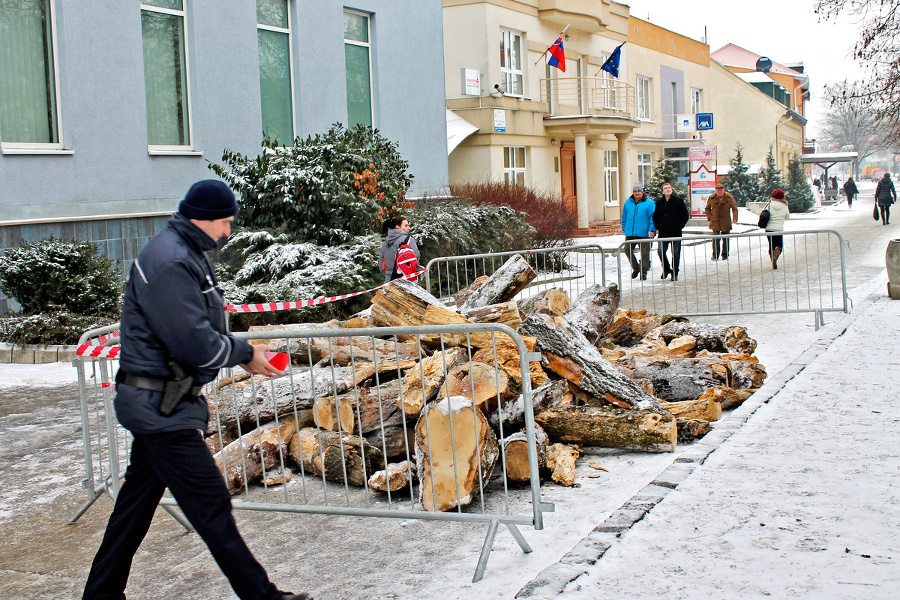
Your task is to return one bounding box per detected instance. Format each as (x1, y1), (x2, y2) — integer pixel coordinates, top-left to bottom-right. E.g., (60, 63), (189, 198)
(621, 182), (657, 280)
(83, 180), (311, 600)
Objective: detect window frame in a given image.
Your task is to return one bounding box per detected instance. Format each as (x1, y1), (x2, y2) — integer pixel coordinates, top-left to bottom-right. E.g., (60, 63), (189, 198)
(0, 0), (67, 154)
(344, 9), (374, 128)
(499, 28), (524, 97)
(141, 1), (197, 155)
(503, 146), (526, 186)
(691, 88), (701, 114)
(257, 0), (296, 145)
(604, 149), (619, 206)
(637, 152), (652, 186)
(636, 75), (651, 121)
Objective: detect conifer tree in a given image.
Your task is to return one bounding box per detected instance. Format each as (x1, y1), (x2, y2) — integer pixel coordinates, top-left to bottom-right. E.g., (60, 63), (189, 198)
(646, 155), (688, 199)
(759, 145), (787, 197)
(726, 143), (762, 207)
(785, 154), (815, 213)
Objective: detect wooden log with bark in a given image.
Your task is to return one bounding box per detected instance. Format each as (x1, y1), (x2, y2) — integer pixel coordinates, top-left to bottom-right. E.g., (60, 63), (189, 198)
(371, 278), (447, 328)
(501, 425), (549, 483)
(698, 386), (755, 410)
(658, 322), (758, 355)
(517, 288), (571, 318)
(489, 379), (574, 432)
(454, 276), (489, 308)
(726, 358), (767, 389)
(288, 427), (385, 486)
(399, 347), (468, 418)
(461, 301), (522, 330)
(660, 396), (722, 422)
(534, 405), (678, 453)
(459, 255), (537, 311)
(628, 357), (732, 402)
(518, 314), (667, 412)
(677, 419), (713, 442)
(368, 461), (417, 493)
(415, 396), (500, 512)
(603, 308), (685, 347)
(563, 283), (620, 344)
(443, 360), (517, 415)
(214, 419), (299, 494)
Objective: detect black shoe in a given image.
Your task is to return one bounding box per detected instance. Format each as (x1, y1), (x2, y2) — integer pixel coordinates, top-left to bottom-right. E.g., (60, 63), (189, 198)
(280, 594), (313, 600)
(721, 255), (728, 260)
(632, 269), (639, 279)
(641, 272), (648, 280)
(711, 255), (718, 260)
(672, 273), (678, 281)
(660, 270), (669, 280)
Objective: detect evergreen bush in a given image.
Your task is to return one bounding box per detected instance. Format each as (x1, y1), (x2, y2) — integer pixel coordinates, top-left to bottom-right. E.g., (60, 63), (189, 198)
(0, 311), (117, 346)
(759, 145), (787, 197)
(725, 143), (763, 207)
(786, 155), (816, 213)
(646, 156), (689, 200)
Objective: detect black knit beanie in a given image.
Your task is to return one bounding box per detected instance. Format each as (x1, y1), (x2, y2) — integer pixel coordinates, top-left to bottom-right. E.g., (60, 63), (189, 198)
(178, 180), (239, 220)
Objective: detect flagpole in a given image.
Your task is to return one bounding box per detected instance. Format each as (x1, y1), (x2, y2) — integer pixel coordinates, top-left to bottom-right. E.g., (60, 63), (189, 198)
(533, 23), (570, 66)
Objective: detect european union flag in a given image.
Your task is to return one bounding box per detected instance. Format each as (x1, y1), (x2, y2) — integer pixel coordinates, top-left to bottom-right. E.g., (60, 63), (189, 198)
(600, 43), (625, 78)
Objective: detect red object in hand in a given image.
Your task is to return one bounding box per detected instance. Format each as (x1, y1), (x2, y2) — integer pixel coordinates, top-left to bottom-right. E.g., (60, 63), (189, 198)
(264, 351), (290, 371)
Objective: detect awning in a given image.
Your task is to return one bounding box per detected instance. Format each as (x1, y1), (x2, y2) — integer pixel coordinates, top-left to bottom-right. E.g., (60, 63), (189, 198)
(446, 109), (479, 155)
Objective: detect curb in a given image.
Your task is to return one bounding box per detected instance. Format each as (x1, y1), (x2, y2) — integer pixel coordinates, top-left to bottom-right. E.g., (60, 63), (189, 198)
(0, 343), (79, 364)
(513, 285), (878, 599)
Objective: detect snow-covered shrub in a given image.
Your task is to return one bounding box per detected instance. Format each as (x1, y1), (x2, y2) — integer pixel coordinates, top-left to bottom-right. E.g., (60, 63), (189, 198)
(0, 238), (121, 316)
(0, 311), (117, 346)
(210, 124), (412, 246)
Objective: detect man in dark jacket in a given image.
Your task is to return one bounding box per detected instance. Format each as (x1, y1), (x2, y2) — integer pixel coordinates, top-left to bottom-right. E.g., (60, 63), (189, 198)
(82, 180), (310, 600)
(875, 172), (897, 225)
(653, 182), (690, 281)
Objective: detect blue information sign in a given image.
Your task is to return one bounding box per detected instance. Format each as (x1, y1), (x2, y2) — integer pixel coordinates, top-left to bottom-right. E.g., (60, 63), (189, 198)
(696, 113), (714, 130)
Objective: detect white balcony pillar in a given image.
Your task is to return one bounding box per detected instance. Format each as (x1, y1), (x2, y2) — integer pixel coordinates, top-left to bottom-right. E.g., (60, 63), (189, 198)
(616, 132), (632, 211)
(575, 133), (589, 228)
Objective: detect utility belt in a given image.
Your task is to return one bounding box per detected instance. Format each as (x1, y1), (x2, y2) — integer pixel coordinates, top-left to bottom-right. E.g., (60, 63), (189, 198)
(116, 360), (202, 417)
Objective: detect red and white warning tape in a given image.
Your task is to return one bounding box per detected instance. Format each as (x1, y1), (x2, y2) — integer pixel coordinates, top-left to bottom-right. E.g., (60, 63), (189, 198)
(76, 331), (121, 358)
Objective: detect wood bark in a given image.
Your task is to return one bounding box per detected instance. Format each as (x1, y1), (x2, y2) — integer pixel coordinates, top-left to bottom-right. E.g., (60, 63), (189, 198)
(563, 283), (620, 344)
(443, 360), (517, 415)
(727, 359), (767, 389)
(214, 419), (298, 494)
(628, 357), (732, 402)
(459, 255), (537, 311)
(288, 427), (385, 486)
(399, 347), (468, 418)
(501, 425), (549, 483)
(658, 322), (758, 355)
(454, 275), (489, 308)
(660, 396), (722, 422)
(371, 278), (448, 328)
(677, 419), (712, 442)
(544, 443), (581, 487)
(518, 314), (666, 412)
(461, 301), (522, 330)
(534, 405), (678, 453)
(368, 461), (417, 493)
(698, 386), (755, 410)
(415, 396), (500, 512)
(489, 379), (573, 432)
(517, 288), (571, 319)
(364, 425), (416, 461)
(603, 309), (685, 347)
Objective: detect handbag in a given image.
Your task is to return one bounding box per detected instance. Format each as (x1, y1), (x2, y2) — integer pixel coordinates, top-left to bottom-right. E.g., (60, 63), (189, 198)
(757, 203), (771, 228)
(874, 204), (880, 220)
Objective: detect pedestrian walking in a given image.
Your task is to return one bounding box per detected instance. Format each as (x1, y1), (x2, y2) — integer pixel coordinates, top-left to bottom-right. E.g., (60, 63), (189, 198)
(704, 183), (738, 260)
(842, 177), (858, 207)
(82, 180), (312, 600)
(653, 182), (689, 281)
(621, 182), (656, 280)
(378, 215), (420, 283)
(875, 172), (896, 225)
(765, 188), (790, 269)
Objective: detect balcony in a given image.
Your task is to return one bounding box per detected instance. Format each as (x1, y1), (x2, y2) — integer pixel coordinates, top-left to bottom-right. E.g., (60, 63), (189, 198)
(539, 77), (637, 135)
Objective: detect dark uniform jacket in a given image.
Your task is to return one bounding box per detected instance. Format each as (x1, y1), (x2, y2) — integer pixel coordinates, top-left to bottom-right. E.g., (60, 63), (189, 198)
(653, 193), (690, 238)
(115, 214), (253, 433)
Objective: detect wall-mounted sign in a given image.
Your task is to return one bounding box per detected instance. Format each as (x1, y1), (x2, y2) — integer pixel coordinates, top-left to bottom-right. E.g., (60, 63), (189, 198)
(688, 145), (717, 162)
(461, 68), (481, 96)
(696, 112), (714, 130)
(676, 114), (694, 132)
(493, 109), (506, 133)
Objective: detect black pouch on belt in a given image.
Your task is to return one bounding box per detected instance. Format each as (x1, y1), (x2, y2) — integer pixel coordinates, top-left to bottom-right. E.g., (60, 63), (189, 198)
(159, 360), (195, 417)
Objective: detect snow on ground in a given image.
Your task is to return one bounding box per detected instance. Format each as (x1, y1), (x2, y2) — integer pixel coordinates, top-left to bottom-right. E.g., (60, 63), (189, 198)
(0, 361), (79, 388)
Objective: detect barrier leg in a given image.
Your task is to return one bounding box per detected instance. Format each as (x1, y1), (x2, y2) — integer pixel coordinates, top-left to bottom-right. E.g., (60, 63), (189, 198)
(505, 523), (532, 554)
(161, 504), (194, 532)
(69, 489), (104, 524)
(473, 520), (500, 583)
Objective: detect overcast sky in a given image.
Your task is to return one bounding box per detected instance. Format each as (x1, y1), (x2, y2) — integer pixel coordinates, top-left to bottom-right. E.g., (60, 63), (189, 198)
(623, 0), (865, 139)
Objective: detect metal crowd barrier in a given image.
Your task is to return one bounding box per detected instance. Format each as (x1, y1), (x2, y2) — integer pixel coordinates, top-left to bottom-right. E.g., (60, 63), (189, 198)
(424, 244), (611, 306)
(424, 230), (848, 328)
(73, 322), (552, 581)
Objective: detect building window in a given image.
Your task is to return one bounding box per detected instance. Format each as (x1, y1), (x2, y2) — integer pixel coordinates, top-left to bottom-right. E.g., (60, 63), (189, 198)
(665, 147), (691, 181)
(0, 0), (61, 146)
(599, 52), (617, 109)
(637, 152), (652, 185)
(499, 29), (524, 96)
(258, 0), (294, 143)
(141, 0), (191, 148)
(691, 88), (701, 114)
(344, 10), (372, 128)
(604, 149), (619, 205)
(504, 146), (526, 186)
(636, 76), (650, 120)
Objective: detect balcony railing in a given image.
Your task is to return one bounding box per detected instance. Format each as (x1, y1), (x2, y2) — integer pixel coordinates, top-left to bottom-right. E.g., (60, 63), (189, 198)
(540, 77), (634, 118)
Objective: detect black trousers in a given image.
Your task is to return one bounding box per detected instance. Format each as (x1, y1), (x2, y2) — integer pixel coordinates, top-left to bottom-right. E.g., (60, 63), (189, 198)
(82, 430), (281, 600)
(657, 240), (682, 275)
(880, 204), (891, 224)
(767, 234), (784, 253)
(710, 231), (730, 259)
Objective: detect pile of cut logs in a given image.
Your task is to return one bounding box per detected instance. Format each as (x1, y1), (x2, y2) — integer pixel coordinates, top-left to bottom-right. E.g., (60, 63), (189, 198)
(206, 254), (765, 512)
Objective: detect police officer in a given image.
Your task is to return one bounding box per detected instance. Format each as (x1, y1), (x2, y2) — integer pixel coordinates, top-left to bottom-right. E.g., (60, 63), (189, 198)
(82, 180), (311, 600)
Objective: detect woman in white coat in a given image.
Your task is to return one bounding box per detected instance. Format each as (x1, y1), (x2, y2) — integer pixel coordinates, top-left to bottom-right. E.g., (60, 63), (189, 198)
(765, 188), (790, 269)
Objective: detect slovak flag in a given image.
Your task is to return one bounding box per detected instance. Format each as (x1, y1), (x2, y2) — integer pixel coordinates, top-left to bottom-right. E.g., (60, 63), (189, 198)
(547, 36), (565, 72)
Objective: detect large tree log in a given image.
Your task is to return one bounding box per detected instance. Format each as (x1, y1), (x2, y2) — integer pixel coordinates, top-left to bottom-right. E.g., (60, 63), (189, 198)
(288, 427), (385, 486)
(660, 397), (722, 422)
(502, 425), (549, 483)
(443, 360), (517, 415)
(564, 283), (620, 344)
(371, 278), (447, 328)
(460, 255), (537, 311)
(214, 419), (298, 494)
(415, 396), (500, 512)
(517, 288), (571, 319)
(489, 379), (574, 432)
(535, 405), (678, 453)
(399, 347), (468, 418)
(603, 308), (684, 347)
(207, 367), (357, 434)
(518, 314), (666, 412)
(368, 461), (417, 493)
(658, 322), (758, 355)
(454, 275), (489, 308)
(628, 357), (731, 402)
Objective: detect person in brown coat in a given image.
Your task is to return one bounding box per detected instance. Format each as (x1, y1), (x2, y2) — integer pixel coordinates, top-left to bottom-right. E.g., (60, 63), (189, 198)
(704, 183), (739, 260)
